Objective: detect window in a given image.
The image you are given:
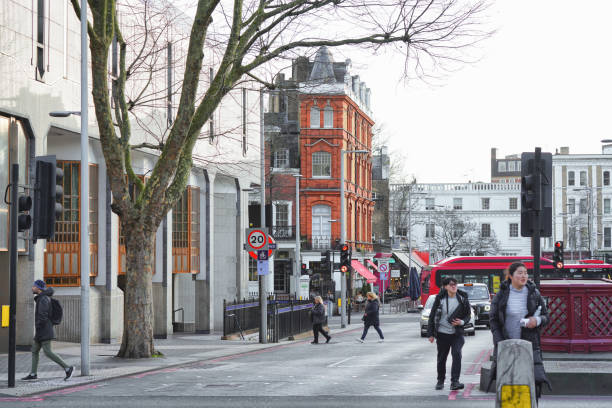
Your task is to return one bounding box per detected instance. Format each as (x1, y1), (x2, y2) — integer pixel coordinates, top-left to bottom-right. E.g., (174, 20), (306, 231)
(605, 171), (610, 186)
(310, 105), (320, 128)
(481, 223), (491, 238)
(172, 186), (200, 274)
(452, 223), (463, 238)
(509, 197), (518, 210)
(605, 227), (611, 248)
(508, 161), (516, 172)
(36, 0), (46, 80)
(498, 161), (506, 172)
(425, 223), (435, 238)
(323, 103), (333, 128)
(311, 205), (331, 249)
(249, 257), (258, 281)
(568, 198), (575, 214)
(580, 171), (587, 186)
(482, 198), (490, 210)
(45, 163), (99, 286)
(509, 223), (518, 237)
(605, 199), (611, 215)
(453, 198), (463, 210)
(274, 203), (289, 226)
(568, 171), (575, 186)
(273, 149), (289, 168)
(312, 151), (331, 177)
(517, 161), (521, 171)
(425, 198), (435, 210)
(580, 227), (588, 247)
(579, 198), (587, 214)
(396, 226), (408, 236)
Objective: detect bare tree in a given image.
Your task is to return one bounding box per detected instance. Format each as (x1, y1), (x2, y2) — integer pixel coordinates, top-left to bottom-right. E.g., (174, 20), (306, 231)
(71, 0), (490, 358)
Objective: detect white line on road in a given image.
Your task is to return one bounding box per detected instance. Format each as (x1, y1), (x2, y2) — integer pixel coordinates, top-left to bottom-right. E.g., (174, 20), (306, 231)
(327, 355), (357, 368)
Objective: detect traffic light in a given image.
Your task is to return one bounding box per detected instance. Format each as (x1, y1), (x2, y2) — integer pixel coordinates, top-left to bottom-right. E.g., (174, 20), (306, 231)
(340, 243), (351, 273)
(33, 156), (64, 241)
(301, 263), (307, 274)
(553, 241), (564, 269)
(520, 150), (552, 237)
(17, 194), (32, 231)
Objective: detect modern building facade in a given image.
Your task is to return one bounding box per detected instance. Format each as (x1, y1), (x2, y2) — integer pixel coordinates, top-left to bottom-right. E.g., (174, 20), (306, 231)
(1, 0), (260, 351)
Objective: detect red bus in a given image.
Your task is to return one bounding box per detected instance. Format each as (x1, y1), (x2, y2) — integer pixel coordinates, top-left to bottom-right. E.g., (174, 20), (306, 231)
(420, 256), (612, 306)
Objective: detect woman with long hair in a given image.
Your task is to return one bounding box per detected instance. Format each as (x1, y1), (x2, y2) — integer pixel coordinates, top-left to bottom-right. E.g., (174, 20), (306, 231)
(357, 292), (384, 343)
(311, 296), (331, 344)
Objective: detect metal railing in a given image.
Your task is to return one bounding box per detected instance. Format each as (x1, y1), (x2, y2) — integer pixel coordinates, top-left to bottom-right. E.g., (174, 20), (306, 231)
(270, 225), (296, 240)
(303, 235), (332, 250)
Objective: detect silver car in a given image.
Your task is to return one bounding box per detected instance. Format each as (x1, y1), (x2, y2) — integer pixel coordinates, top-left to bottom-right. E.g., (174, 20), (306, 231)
(420, 294), (476, 337)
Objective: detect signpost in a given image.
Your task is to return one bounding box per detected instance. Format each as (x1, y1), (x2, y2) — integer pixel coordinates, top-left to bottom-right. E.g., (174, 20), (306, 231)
(379, 261), (389, 307)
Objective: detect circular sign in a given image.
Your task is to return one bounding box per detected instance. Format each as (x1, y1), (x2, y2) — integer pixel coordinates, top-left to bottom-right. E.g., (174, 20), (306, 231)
(249, 236), (276, 260)
(379, 263), (389, 273)
(247, 229), (267, 250)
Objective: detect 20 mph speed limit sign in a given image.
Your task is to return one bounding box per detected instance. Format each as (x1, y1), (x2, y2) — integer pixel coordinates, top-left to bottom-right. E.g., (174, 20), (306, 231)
(245, 228), (268, 251)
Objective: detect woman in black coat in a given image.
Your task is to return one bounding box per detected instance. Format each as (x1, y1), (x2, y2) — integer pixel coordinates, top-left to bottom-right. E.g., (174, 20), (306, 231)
(311, 296), (331, 344)
(357, 292), (384, 342)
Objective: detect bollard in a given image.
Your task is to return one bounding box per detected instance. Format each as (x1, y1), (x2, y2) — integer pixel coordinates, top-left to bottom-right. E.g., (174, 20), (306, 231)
(496, 339), (537, 408)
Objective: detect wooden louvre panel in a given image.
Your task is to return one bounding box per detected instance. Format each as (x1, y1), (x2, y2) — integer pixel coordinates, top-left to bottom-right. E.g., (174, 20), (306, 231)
(172, 186), (200, 274)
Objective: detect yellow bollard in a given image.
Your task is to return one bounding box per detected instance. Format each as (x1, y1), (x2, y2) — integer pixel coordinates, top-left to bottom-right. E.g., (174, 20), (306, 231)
(1, 305), (9, 327)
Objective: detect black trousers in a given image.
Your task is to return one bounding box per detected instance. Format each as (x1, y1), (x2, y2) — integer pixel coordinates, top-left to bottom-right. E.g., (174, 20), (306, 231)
(436, 332), (464, 382)
(361, 323), (384, 340)
(312, 323), (329, 343)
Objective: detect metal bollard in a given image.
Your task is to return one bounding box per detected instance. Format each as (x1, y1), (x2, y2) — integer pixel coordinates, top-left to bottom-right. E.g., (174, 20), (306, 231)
(495, 339), (537, 408)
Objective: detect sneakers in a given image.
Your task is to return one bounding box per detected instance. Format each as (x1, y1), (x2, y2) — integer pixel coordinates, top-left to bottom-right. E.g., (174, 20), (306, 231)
(325, 336), (332, 344)
(435, 381), (444, 390)
(64, 366), (74, 381)
(450, 381), (464, 390)
(378, 339), (385, 343)
(21, 374), (37, 381)
(356, 338), (364, 343)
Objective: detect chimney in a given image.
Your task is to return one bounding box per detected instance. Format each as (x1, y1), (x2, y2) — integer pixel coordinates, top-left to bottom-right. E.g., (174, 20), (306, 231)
(559, 146), (570, 155)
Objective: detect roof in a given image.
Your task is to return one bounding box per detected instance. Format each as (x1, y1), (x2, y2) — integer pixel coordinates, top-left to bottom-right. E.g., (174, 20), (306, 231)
(309, 46), (336, 83)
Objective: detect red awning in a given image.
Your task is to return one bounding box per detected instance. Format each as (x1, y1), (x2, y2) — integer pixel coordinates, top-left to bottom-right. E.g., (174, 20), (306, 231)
(366, 259), (379, 271)
(352, 260), (377, 283)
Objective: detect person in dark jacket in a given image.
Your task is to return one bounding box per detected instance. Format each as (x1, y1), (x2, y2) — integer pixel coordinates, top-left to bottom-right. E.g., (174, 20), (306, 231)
(22, 280), (74, 381)
(311, 296), (331, 344)
(489, 262), (551, 398)
(427, 277), (471, 391)
(357, 292), (384, 343)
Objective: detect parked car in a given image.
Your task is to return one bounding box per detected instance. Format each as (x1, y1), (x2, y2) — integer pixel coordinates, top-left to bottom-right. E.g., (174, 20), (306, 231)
(458, 283), (491, 328)
(420, 294), (475, 337)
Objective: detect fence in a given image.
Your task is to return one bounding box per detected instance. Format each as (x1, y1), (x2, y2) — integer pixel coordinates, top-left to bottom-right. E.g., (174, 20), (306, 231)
(223, 297), (315, 342)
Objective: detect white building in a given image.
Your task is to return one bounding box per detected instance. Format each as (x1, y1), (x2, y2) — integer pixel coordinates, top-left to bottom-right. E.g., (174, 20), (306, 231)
(0, 0), (260, 351)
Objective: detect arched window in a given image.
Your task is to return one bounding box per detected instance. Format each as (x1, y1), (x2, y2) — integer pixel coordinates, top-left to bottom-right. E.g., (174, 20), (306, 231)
(310, 105), (320, 128)
(312, 151), (331, 177)
(311, 205), (331, 249)
(323, 103), (333, 128)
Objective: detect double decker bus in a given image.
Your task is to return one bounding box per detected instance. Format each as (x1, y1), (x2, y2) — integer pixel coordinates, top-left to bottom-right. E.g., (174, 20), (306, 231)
(420, 256), (612, 306)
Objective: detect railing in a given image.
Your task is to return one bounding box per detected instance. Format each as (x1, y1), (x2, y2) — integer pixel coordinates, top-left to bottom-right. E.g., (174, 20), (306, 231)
(303, 235), (332, 250)
(390, 182), (521, 193)
(270, 225), (296, 240)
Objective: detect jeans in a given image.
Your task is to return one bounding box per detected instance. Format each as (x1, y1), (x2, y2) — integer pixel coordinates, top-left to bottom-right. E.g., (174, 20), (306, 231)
(31, 340), (69, 374)
(436, 332), (464, 383)
(312, 323), (330, 343)
(361, 323), (384, 340)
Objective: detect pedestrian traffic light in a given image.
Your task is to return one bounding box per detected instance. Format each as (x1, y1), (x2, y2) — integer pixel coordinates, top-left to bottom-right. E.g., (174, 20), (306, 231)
(553, 241), (564, 269)
(33, 156), (64, 241)
(17, 194), (32, 231)
(301, 263), (307, 274)
(520, 150), (552, 237)
(340, 243), (351, 273)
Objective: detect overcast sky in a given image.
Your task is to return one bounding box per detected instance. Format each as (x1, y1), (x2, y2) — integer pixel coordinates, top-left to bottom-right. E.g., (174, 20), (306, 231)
(354, 0), (612, 184)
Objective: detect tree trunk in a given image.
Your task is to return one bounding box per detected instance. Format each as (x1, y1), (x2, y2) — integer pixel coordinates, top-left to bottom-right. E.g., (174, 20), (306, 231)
(117, 223), (156, 358)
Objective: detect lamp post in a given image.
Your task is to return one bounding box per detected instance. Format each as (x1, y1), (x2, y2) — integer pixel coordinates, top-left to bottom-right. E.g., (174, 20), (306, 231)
(340, 149), (368, 328)
(574, 187), (595, 257)
(426, 204), (445, 263)
(48, 0), (89, 373)
(293, 174), (302, 299)
(405, 188), (426, 274)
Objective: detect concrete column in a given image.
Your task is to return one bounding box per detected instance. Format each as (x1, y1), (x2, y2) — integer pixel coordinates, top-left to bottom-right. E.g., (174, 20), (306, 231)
(195, 170), (215, 333)
(153, 213), (173, 338)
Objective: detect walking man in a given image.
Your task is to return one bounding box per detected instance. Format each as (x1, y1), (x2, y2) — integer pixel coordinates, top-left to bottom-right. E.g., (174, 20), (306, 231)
(22, 280), (74, 381)
(427, 277), (471, 390)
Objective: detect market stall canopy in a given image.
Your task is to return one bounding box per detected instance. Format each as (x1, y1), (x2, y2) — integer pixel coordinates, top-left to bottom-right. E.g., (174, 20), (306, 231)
(366, 259), (379, 271)
(352, 260), (377, 283)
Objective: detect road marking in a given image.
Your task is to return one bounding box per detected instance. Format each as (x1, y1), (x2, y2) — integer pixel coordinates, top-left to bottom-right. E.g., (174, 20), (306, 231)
(144, 383), (176, 392)
(327, 355), (356, 368)
(448, 390), (460, 400)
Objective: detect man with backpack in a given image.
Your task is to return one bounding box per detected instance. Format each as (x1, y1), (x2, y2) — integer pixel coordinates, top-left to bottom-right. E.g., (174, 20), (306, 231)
(22, 280), (74, 381)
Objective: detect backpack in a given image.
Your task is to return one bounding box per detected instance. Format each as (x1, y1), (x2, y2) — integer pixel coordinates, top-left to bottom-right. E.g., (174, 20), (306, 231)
(49, 298), (63, 325)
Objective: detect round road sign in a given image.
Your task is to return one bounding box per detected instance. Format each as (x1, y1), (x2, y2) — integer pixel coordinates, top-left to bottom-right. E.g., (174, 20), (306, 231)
(247, 229), (267, 251)
(249, 235), (276, 260)
(379, 263), (389, 273)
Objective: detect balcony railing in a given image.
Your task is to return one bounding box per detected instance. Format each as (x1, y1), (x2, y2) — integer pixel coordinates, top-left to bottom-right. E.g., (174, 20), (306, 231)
(270, 225), (296, 240)
(303, 235), (333, 250)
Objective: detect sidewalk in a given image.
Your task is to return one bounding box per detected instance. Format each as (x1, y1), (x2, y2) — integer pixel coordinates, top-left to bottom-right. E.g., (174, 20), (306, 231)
(0, 315), (361, 397)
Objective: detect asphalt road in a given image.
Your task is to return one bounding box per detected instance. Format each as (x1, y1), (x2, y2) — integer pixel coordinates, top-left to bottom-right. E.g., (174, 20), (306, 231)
(1, 313), (611, 408)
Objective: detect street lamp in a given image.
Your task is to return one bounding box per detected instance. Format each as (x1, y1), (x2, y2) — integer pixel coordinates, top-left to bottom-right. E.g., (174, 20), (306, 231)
(340, 149), (368, 328)
(405, 189), (426, 273)
(426, 204), (446, 263)
(292, 174), (302, 299)
(49, 111), (81, 117)
(573, 187), (594, 256)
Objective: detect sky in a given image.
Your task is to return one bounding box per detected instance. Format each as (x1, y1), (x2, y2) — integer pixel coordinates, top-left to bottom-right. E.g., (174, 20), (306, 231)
(353, 0), (612, 183)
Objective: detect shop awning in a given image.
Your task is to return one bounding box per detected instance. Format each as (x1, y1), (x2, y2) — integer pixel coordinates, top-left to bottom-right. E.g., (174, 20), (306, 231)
(366, 259), (379, 271)
(352, 260), (377, 283)
(394, 251), (426, 270)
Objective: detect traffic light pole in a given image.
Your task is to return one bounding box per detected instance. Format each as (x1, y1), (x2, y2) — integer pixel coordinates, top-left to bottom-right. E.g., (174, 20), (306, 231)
(533, 148), (542, 289)
(7, 164), (18, 388)
(340, 151), (347, 328)
(259, 88), (267, 343)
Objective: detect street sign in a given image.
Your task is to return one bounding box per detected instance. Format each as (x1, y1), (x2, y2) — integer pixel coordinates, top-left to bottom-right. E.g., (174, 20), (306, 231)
(246, 228), (268, 251)
(257, 250), (268, 261)
(380, 272), (388, 281)
(378, 262), (389, 273)
(374, 257), (395, 263)
(257, 260), (269, 275)
(268, 243), (277, 250)
(249, 235), (276, 260)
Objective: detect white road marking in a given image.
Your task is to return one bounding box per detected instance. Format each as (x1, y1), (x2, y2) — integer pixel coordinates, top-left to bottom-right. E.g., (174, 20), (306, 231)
(327, 355), (356, 368)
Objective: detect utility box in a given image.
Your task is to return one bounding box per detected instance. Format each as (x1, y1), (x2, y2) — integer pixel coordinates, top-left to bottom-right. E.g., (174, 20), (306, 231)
(496, 339), (537, 407)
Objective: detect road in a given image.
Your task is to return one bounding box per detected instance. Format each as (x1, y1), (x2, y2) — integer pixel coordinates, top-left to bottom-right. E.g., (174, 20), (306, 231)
(1, 313), (611, 407)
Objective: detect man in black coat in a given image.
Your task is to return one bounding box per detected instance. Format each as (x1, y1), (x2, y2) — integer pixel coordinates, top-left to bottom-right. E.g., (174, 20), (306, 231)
(311, 296), (331, 344)
(427, 277), (471, 391)
(489, 262), (551, 397)
(22, 280), (74, 381)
